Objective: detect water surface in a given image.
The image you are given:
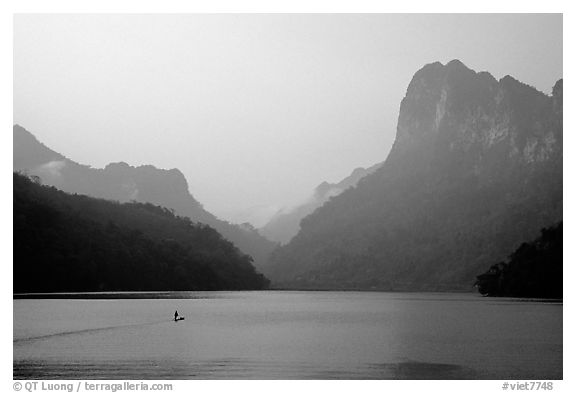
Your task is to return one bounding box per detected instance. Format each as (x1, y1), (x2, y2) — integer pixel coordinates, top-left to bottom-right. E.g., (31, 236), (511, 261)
(13, 291), (562, 379)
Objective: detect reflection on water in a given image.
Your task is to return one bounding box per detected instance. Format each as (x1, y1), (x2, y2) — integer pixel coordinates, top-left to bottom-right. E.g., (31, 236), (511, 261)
(13, 359), (479, 380)
(13, 291), (562, 379)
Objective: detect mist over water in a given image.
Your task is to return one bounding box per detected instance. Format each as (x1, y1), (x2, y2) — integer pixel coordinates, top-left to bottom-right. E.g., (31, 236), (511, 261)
(14, 292), (562, 379)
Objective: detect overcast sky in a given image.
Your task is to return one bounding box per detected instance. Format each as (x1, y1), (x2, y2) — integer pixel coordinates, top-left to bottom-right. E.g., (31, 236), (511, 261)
(14, 14), (562, 226)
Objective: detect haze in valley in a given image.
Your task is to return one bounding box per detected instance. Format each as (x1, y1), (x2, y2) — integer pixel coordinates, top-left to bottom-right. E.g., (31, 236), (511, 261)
(13, 14), (562, 226)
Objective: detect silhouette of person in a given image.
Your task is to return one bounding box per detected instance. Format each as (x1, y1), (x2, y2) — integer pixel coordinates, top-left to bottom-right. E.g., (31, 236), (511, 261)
(174, 310), (179, 321)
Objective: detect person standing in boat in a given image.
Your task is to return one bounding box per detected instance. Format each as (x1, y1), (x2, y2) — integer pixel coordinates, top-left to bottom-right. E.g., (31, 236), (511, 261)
(174, 310), (179, 321)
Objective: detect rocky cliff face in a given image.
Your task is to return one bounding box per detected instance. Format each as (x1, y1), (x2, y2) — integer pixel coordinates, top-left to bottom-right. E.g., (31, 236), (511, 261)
(13, 125), (276, 269)
(259, 162), (381, 244)
(267, 60), (562, 290)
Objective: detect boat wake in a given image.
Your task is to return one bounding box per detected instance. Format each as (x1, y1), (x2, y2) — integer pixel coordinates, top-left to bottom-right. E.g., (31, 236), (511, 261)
(14, 320), (168, 344)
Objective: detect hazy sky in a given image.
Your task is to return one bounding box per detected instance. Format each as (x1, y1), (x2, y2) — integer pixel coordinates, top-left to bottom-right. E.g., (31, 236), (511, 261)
(14, 14), (562, 225)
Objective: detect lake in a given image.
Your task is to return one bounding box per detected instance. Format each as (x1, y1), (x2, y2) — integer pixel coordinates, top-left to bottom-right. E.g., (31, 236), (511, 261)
(13, 291), (562, 379)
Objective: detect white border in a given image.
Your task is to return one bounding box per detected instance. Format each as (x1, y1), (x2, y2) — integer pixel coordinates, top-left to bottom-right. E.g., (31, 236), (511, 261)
(2, 2), (571, 392)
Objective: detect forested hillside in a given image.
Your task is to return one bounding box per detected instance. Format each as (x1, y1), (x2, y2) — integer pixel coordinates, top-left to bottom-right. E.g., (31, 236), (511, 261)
(14, 173), (269, 292)
(14, 125), (277, 271)
(475, 222), (562, 298)
(268, 61), (562, 290)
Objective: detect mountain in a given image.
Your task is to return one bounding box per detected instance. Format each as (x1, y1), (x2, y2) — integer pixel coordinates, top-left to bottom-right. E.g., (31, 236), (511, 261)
(13, 125), (277, 270)
(259, 163), (382, 244)
(475, 222), (562, 298)
(267, 60), (562, 290)
(14, 173), (269, 292)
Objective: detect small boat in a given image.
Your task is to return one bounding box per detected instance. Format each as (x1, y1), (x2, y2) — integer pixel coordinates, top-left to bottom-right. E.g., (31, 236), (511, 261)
(174, 316), (185, 322)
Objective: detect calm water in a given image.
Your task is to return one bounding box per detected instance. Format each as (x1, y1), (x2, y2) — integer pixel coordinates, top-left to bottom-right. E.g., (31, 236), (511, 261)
(13, 291), (562, 379)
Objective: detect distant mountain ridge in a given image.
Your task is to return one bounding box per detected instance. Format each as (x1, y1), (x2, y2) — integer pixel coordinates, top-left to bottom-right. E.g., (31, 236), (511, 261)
(267, 60), (562, 290)
(259, 162), (382, 244)
(13, 125), (276, 270)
